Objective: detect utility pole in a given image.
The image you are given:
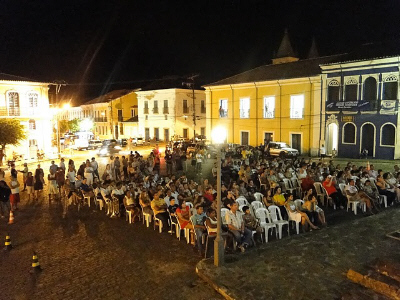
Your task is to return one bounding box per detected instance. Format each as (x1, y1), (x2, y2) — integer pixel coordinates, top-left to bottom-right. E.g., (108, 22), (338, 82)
(183, 74), (199, 140)
(52, 80), (66, 155)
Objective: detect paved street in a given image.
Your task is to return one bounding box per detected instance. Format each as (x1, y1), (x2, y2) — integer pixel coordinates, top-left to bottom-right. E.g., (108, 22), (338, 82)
(0, 146), (220, 300)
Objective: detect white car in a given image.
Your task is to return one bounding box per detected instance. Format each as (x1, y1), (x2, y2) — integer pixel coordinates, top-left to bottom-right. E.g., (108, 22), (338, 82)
(132, 137), (148, 146)
(266, 142), (299, 158)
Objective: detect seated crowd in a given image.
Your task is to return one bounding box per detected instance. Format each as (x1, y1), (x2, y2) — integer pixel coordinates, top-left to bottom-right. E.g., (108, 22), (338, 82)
(57, 146), (399, 257)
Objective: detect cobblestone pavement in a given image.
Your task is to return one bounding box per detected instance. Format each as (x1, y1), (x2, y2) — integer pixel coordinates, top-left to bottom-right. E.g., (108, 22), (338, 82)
(197, 207), (400, 300)
(0, 193), (221, 299)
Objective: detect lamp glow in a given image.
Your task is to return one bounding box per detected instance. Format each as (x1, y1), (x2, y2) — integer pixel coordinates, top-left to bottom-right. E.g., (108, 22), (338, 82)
(211, 127), (227, 144)
(63, 103), (71, 110)
(80, 118), (94, 132)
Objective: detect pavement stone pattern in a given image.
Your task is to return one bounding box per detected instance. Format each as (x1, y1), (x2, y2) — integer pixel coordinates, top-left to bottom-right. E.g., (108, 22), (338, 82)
(197, 207), (400, 300)
(0, 159), (221, 300)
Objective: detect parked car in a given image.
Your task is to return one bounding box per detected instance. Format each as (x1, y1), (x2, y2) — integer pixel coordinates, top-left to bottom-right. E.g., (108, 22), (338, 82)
(266, 142), (299, 158)
(132, 137), (149, 146)
(88, 140), (102, 149)
(97, 144), (121, 157)
(102, 139), (118, 146)
(119, 138), (127, 147)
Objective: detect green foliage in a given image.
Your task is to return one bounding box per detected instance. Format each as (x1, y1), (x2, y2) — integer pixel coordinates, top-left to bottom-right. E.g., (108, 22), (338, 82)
(0, 119), (27, 149)
(59, 118), (81, 134)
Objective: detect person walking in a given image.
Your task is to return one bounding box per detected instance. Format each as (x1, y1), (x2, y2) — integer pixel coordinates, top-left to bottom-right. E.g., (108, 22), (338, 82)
(9, 174), (20, 210)
(33, 164), (44, 200)
(90, 157), (99, 180)
(0, 170), (11, 219)
(84, 161), (94, 186)
(19, 163), (29, 191)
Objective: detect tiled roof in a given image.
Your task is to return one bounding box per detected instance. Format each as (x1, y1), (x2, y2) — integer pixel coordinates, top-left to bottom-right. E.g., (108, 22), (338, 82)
(205, 40), (400, 87)
(84, 89), (135, 105)
(0, 73), (49, 84)
(204, 54), (346, 86)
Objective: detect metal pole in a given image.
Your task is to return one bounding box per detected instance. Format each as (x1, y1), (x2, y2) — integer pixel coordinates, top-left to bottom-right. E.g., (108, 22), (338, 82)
(192, 79), (196, 139)
(56, 86), (61, 155)
(214, 148), (224, 266)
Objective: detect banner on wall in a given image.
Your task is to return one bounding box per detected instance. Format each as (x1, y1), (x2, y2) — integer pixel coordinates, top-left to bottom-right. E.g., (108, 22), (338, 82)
(380, 100), (397, 114)
(326, 100), (371, 110)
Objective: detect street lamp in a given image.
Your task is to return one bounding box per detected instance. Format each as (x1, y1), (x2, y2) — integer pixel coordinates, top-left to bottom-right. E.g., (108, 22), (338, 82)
(56, 103), (71, 155)
(211, 126), (227, 267)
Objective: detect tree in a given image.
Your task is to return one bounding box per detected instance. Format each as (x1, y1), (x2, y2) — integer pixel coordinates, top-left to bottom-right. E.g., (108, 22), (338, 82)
(58, 118), (81, 134)
(0, 119), (27, 165)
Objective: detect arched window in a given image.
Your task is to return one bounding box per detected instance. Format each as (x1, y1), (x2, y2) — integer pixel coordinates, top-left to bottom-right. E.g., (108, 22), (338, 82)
(29, 119), (36, 130)
(343, 122), (356, 144)
(363, 77), (377, 109)
(7, 92), (20, 116)
(345, 78), (358, 101)
(28, 92), (38, 108)
(381, 123), (395, 146)
(328, 80), (340, 102)
(383, 75), (398, 100)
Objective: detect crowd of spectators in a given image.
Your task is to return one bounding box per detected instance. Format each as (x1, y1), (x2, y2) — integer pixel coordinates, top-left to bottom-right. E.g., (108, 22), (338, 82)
(0, 144), (399, 257)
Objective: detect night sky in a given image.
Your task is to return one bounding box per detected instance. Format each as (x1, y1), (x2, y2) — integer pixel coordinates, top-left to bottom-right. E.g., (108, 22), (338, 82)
(2, 0), (400, 103)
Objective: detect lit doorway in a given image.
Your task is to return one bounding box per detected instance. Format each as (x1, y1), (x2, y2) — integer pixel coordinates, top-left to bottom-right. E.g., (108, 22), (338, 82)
(326, 123), (338, 155)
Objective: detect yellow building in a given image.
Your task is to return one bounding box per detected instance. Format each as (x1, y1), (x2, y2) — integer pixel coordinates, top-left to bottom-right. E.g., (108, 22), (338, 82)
(0, 74), (52, 160)
(205, 31), (339, 156)
(64, 89), (139, 140)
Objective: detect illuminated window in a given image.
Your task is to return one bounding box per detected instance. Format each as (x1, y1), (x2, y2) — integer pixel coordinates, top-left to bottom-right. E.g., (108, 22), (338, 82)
(240, 97), (250, 118)
(144, 101), (149, 114)
(7, 92), (20, 116)
(219, 99), (228, 118)
(153, 100), (158, 113)
(29, 119), (36, 130)
(183, 100), (189, 114)
(28, 92), (38, 107)
(290, 94), (304, 119)
(263, 96), (275, 118)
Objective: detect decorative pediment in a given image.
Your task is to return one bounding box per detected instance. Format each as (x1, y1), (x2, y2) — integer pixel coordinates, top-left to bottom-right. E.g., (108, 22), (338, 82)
(326, 114), (338, 126)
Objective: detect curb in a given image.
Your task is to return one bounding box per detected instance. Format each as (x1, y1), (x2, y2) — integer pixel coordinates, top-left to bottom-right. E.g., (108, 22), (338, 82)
(195, 260), (236, 300)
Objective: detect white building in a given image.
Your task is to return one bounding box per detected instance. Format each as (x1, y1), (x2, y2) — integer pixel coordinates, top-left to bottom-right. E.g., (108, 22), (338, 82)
(0, 74), (52, 160)
(137, 88), (206, 141)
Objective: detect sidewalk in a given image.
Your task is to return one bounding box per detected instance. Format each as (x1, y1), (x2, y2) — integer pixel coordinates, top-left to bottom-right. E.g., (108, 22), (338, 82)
(197, 208), (400, 300)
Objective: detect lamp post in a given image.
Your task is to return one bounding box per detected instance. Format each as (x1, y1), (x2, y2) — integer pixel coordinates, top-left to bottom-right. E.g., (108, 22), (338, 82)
(211, 126), (227, 267)
(57, 103), (70, 155)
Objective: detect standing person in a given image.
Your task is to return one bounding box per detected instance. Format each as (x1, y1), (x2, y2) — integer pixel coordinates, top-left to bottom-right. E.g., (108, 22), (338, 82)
(59, 158), (66, 173)
(114, 157), (121, 181)
(55, 167), (65, 198)
(49, 161), (58, 174)
(195, 151), (203, 173)
(122, 156), (128, 179)
(190, 205), (207, 255)
(0, 170), (11, 219)
(26, 172), (34, 201)
(66, 165), (76, 189)
(165, 151), (173, 176)
(110, 156), (115, 181)
(90, 157), (99, 180)
(19, 163), (29, 191)
(9, 174), (20, 210)
(48, 169), (58, 202)
(84, 161), (94, 186)
(77, 162), (85, 178)
(34, 164), (44, 200)
(68, 159), (75, 172)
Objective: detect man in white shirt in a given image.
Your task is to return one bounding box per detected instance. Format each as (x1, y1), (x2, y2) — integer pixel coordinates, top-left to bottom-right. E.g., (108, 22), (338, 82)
(90, 157), (99, 179)
(225, 202), (252, 252)
(369, 165), (378, 178)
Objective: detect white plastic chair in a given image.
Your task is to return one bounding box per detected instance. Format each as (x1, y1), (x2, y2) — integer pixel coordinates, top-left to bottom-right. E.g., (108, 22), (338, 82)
(140, 204), (152, 228)
(338, 183), (365, 215)
(255, 208), (277, 243)
(284, 204), (301, 235)
(258, 175), (268, 191)
(268, 205), (289, 239)
(294, 199), (304, 211)
(83, 195), (91, 207)
(153, 215), (163, 233)
(186, 202), (194, 209)
(253, 192), (263, 203)
(369, 180), (388, 208)
(291, 178), (302, 198)
(283, 179), (296, 195)
(221, 208), (229, 224)
(313, 182), (325, 206)
(321, 185), (335, 209)
(251, 201), (264, 212)
(236, 197), (249, 207)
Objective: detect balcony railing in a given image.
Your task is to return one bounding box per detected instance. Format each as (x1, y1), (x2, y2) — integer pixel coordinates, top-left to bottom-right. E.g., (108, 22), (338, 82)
(201, 107), (206, 114)
(264, 110), (275, 119)
(290, 108), (304, 119)
(0, 107), (42, 117)
(183, 107), (189, 114)
(94, 117), (107, 122)
(153, 107), (159, 114)
(240, 109), (250, 118)
(144, 107), (149, 114)
(163, 107), (169, 114)
(219, 109), (228, 118)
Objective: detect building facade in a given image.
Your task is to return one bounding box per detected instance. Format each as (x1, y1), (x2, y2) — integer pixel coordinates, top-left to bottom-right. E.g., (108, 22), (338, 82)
(0, 76), (52, 159)
(322, 57), (400, 159)
(137, 88), (206, 142)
